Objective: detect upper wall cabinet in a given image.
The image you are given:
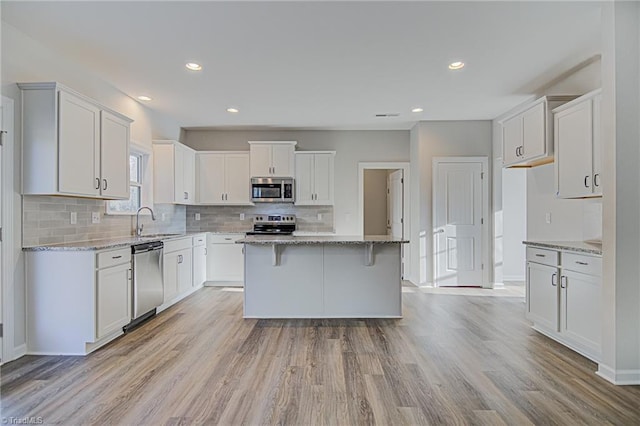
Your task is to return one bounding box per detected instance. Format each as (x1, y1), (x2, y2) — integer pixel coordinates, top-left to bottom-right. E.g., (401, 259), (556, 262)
(249, 141), (296, 177)
(295, 152), (335, 206)
(500, 96), (576, 168)
(19, 82), (132, 199)
(554, 89), (602, 198)
(153, 140), (196, 205)
(197, 152), (252, 205)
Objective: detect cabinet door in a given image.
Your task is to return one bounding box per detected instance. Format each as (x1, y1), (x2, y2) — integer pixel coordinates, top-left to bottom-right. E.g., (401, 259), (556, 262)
(313, 154), (334, 205)
(561, 270), (601, 355)
(225, 154), (251, 204)
(271, 144), (294, 177)
(527, 262), (559, 331)
(183, 149), (196, 204)
(502, 116), (521, 166)
(177, 248), (193, 294)
(96, 263), (131, 339)
(522, 102), (546, 160)
(555, 100), (593, 198)
(100, 110), (130, 199)
(163, 252), (179, 303)
(250, 144), (272, 177)
(592, 94), (602, 196)
(207, 243), (245, 282)
(173, 145), (186, 203)
(58, 90), (100, 196)
(197, 153), (226, 203)
(193, 246), (207, 287)
(295, 153), (314, 205)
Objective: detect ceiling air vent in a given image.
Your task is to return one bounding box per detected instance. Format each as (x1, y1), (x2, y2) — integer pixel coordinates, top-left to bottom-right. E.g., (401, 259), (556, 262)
(375, 113), (400, 118)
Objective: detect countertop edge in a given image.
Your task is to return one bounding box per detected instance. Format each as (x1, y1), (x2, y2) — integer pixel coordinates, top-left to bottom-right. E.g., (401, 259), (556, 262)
(23, 232), (208, 252)
(523, 240), (602, 256)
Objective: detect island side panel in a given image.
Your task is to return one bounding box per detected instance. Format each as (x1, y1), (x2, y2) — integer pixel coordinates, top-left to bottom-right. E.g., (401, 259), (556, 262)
(244, 244), (324, 318)
(323, 244), (402, 318)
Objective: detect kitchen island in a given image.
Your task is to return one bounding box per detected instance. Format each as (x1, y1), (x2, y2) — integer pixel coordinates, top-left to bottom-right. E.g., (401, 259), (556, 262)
(238, 235), (408, 318)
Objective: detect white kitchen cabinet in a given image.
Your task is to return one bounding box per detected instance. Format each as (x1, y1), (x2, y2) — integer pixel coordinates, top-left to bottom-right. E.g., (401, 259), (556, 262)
(193, 235), (207, 288)
(525, 245), (602, 362)
(163, 237), (194, 303)
(19, 82), (132, 199)
(295, 152), (335, 206)
(554, 89), (602, 198)
(153, 140), (196, 204)
(197, 152), (251, 205)
(96, 260), (132, 340)
(500, 96), (575, 168)
(206, 233), (244, 285)
(26, 247), (132, 355)
(249, 141), (296, 177)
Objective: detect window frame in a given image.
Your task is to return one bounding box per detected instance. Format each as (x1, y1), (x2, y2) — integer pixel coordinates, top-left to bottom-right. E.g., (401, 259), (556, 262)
(105, 142), (153, 215)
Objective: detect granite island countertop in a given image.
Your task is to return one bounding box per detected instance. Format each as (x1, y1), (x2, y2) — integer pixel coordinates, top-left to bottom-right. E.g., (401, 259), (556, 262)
(22, 232), (208, 252)
(523, 240), (602, 256)
(237, 235), (409, 245)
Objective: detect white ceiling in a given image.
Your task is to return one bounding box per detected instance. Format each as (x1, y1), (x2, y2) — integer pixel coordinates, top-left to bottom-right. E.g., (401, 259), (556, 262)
(2, 1), (601, 130)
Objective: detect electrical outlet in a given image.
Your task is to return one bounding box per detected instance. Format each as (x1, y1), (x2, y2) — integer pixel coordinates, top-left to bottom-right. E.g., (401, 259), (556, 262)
(240, 213), (245, 220)
(91, 212), (101, 224)
(195, 213), (201, 221)
(70, 212), (77, 225)
(161, 213), (166, 221)
(317, 213), (322, 221)
(545, 212), (552, 224)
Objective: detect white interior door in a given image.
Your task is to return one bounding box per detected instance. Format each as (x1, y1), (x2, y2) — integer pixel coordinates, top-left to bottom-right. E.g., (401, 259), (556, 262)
(0, 102), (4, 362)
(434, 161), (484, 287)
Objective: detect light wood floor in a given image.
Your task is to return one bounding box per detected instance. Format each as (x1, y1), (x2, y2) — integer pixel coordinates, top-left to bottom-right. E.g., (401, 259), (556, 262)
(2, 285), (639, 425)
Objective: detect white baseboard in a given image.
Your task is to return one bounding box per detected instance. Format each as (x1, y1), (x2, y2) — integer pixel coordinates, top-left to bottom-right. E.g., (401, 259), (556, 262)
(13, 343), (27, 361)
(596, 364), (640, 385)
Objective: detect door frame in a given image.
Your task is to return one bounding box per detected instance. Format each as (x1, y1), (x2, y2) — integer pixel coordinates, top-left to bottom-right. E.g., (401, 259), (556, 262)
(1, 96), (16, 364)
(358, 162), (411, 281)
(432, 156), (490, 288)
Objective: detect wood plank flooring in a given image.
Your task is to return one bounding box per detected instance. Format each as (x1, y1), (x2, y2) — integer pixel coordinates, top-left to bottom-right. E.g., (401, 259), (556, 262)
(2, 286), (639, 425)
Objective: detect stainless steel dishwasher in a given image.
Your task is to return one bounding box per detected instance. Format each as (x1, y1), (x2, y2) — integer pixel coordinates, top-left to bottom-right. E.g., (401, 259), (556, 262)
(125, 240), (164, 331)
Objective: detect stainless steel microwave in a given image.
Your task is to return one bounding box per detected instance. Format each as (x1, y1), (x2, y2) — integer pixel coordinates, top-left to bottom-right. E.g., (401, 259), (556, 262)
(251, 177), (295, 203)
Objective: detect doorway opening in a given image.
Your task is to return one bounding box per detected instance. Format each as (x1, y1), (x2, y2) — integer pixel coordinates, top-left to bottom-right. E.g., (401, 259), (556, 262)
(358, 162), (410, 281)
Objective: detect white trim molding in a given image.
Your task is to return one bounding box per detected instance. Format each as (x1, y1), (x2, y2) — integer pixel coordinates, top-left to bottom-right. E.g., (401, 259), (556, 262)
(596, 364), (640, 385)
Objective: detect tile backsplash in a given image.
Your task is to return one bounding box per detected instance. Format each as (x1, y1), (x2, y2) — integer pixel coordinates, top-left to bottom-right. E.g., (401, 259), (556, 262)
(186, 204), (334, 233)
(22, 195), (185, 246)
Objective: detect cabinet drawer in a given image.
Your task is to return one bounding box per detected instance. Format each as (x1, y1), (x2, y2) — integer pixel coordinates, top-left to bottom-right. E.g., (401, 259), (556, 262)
(562, 252), (602, 276)
(97, 247), (131, 269)
(526, 247), (558, 267)
(164, 237), (193, 253)
(193, 234), (207, 247)
(209, 233), (244, 244)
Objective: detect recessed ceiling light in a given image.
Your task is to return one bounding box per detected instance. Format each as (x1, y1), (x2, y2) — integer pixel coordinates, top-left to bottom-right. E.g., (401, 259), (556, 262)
(411, 107), (424, 113)
(448, 61), (465, 70)
(186, 62), (203, 71)
(226, 107), (239, 113)
(137, 95), (152, 101)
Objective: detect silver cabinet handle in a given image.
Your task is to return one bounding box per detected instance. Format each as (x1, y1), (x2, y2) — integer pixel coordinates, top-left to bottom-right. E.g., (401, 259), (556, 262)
(178, 254), (183, 264)
(594, 174), (600, 187)
(103, 179), (108, 190)
(535, 254), (546, 258)
(112, 255), (122, 259)
(551, 273), (557, 287)
(575, 261), (589, 265)
(560, 275), (567, 289)
(184, 192), (188, 200)
(95, 178), (100, 189)
(584, 175), (590, 188)
(435, 229), (444, 234)
(221, 193), (224, 201)
(224, 238), (232, 240)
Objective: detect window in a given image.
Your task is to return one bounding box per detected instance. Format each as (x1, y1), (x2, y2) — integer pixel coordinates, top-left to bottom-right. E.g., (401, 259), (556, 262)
(106, 146), (151, 214)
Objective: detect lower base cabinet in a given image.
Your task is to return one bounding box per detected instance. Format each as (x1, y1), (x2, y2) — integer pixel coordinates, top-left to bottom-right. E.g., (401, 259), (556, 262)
(193, 235), (207, 287)
(163, 237), (194, 304)
(526, 246), (602, 362)
(26, 247), (132, 355)
(206, 234), (244, 285)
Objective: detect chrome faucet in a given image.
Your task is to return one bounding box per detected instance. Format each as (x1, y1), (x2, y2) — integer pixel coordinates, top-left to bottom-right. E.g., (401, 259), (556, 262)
(135, 206), (156, 237)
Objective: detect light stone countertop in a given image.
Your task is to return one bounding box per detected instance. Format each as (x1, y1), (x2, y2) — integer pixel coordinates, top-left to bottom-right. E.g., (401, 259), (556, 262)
(523, 240), (603, 256)
(237, 235), (408, 245)
(23, 232), (208, 252)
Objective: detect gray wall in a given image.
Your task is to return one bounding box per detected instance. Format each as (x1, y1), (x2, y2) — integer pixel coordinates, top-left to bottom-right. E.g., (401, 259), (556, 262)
(363, 169), (388, 236)
(410, 121), (493, 285)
